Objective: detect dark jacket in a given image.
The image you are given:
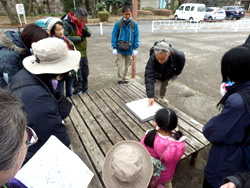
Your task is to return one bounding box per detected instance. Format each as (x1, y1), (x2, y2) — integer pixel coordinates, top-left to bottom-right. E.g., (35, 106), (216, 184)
(0, 30), (30, 88)
(203, 81), (250, 188)
(9, 69), (71, 161)
(145, 49), (185, 98)
(62, 14), (91, 57)
(223, 172), (250, 188)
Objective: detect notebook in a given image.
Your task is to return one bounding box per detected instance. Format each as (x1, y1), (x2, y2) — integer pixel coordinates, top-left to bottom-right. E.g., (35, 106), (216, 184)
(125, 98), (163, 122)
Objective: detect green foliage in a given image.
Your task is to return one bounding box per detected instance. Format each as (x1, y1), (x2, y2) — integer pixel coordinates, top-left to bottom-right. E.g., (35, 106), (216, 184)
(98, 11), (110, 22)
(103, 0), (132, 14)
(97, 3), (105, 11)
(117, 8), (122, 15)
(30, 13), (35, 17)
(142, 7), (154, 11)
(59, 0), (80, 13)
(41, 12), (50, 16)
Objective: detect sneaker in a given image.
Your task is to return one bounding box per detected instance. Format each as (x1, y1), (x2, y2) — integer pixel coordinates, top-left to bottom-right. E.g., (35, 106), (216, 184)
(117, 81), (123, 85)
(123, 81), (129, 85)
(82, 89), (89, 94)
(159, 97), (169, 104)
(73, 90), (82, 95)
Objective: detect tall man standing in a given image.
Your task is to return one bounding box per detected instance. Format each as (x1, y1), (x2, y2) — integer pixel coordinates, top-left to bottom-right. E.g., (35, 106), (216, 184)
(112, 4), (139, 85)
(145, 40), (185, 106)
(62, 7), (91, 94)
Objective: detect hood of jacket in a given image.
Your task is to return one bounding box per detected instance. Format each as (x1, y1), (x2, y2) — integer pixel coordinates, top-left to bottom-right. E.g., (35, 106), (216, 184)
(0, 30), (29, 55)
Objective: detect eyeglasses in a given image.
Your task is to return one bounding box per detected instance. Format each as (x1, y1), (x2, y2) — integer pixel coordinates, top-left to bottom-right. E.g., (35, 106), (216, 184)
(20, 126), (38, 151)
(154, 46), (170, 54)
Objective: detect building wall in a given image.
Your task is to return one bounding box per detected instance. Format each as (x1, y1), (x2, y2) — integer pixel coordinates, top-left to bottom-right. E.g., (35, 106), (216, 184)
(140, 0), (159, 9)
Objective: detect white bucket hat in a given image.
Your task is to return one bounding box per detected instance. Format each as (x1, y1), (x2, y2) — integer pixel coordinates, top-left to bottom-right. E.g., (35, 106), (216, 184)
(102, 140), (153, 188)
(46, 17), (62, 31)
(23, 38), (80, 75)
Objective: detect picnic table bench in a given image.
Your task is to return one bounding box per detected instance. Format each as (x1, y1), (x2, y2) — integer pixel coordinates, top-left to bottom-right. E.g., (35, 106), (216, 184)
(64, 82), (210, 188)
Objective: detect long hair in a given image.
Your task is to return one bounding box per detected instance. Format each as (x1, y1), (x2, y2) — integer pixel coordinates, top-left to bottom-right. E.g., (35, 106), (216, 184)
(144, 108), (183, 148)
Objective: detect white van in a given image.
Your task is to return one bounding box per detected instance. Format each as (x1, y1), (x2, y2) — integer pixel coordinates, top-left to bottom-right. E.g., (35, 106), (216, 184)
(174, 3), (206, 21)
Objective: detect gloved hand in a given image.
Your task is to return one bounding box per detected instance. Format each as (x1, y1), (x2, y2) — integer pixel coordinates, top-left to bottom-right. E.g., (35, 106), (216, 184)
(113, 49), (118, 56)
(132, 49), (138, 56)
(81, 35), (85, 42)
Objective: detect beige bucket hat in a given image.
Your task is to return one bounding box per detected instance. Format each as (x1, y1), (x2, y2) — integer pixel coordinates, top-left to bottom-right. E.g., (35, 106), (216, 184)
(102, 140), (153, 188)
(23, 38), (80, 74)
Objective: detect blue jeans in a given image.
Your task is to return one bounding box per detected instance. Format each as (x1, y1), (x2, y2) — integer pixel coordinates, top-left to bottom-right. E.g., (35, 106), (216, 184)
(58, 76), (74, 97)
(73, 57), (89, 92)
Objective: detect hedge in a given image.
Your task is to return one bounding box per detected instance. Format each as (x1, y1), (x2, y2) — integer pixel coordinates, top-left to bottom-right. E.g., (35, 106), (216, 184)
(152, 9), (172, 16)
(138, 10), (153, 15)
(98, 11), (110, 22)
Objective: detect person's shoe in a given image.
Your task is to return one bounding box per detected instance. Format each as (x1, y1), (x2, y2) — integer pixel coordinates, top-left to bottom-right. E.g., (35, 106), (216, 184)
(159, 97), (169, 104)
(82, 89), (90, 94)
(73, 90), (82, 95)
(123, 81), (129, 85)
(117, 81), (123, 85)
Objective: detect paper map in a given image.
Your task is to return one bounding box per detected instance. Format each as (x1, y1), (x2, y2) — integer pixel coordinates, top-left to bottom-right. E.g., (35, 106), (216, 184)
(16, 136), (94, 188)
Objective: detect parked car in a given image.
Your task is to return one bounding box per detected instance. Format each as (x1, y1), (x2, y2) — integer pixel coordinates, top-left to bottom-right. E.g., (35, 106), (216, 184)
(222, 6), (245, 20)
(204, 7), (226, 20)
(174, 3), (206, 21)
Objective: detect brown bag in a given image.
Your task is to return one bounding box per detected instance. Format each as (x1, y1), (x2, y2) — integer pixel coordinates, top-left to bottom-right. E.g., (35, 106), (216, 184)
(117, 41), (131, 51)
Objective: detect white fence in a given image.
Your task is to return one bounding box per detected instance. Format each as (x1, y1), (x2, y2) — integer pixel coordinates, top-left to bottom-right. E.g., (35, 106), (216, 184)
(152, 20), (250, 33)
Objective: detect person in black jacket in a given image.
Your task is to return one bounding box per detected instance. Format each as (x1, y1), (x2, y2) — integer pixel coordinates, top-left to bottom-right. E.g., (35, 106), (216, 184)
(145, 40), (185, 106)
(9, 38), (80, 163)
(220, 172), (250, 188)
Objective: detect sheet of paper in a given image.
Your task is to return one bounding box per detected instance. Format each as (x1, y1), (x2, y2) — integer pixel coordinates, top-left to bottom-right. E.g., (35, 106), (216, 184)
(125, 98), (163, 122)
(16, 136), (94, 188)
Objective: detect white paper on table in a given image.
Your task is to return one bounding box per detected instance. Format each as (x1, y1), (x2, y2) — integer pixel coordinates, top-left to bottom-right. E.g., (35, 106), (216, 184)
(15, 136), (94, 188)
(125, 98), (163, 122)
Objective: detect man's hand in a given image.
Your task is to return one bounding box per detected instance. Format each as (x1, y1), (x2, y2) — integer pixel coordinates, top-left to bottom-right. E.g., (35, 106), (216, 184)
(132, 49), (138, 56)
(220, 182), (236, 188)
(148, 98), (154, 107)
(113, 49), (118, 56)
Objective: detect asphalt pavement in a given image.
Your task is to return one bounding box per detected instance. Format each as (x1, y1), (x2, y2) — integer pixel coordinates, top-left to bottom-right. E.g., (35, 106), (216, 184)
(87, 30), (250, 187)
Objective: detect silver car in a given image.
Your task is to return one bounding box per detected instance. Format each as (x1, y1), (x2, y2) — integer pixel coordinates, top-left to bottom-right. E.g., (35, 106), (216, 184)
(204, 7), (226, 20)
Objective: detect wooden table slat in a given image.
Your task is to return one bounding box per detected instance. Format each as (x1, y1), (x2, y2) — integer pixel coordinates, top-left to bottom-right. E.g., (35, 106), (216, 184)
(108, 87), (153, 131)
(96, 89), (145, 140)
(64, 117), (104, 188)
(178, 118), (209, 146)
(89, 92), (139, 141)
(79, 94), (124, 144)
(68, 105), (104, 173)
(71, 95), (113, 155)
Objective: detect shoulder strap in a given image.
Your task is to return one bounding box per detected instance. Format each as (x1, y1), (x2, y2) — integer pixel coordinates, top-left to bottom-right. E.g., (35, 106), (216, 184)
(118, 19), (122, 30)
(160, 138), (171, 161)
(131, 20), (135, 30)
(118, 19), (122, 41)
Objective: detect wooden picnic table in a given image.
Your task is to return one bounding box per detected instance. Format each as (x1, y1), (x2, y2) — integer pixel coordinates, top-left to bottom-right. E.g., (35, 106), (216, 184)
(64, 82), (210, 188)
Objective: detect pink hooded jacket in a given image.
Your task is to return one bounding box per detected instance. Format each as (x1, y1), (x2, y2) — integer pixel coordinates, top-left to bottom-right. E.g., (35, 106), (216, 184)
(140, 132), (186, 184)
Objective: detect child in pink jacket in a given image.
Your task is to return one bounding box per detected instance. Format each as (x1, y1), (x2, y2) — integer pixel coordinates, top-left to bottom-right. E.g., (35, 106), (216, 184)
(140, 108), (186, 188)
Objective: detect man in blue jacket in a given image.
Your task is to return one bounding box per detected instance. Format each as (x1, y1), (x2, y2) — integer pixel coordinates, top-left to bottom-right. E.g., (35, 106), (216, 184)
(111, 4), (139, 85)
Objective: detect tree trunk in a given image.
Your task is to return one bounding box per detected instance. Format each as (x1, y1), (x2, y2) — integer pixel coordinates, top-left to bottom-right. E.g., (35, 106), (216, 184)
(46, 0), (51, 14)
(79, 0), (86, 8)
(28, 0), (33, 16)
(0, 0), (19, 25)
(87, 0), (97, 18)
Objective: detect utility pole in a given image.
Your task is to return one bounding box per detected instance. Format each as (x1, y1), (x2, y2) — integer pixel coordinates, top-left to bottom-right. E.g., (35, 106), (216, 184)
(132, 0), (138, 78)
